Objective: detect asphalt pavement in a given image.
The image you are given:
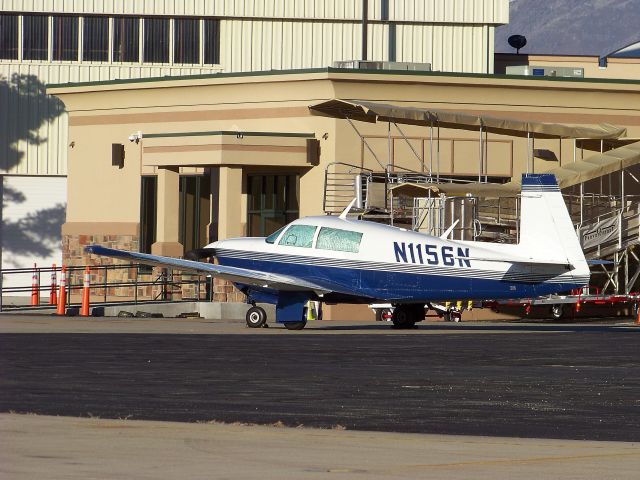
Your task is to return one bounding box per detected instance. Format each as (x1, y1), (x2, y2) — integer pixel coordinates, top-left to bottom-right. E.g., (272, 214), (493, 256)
(1, 315), (638, 441)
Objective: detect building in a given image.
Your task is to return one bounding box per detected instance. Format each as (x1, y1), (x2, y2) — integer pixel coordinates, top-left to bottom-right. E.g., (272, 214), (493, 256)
(0, 0), (509, 294)
(47, 68), (640, 316)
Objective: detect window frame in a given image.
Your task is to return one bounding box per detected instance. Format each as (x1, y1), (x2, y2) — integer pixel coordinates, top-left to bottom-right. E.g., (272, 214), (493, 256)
(112, 16), (140, 63)
(277, 224), (317, 249)
(143, 16), (170, 64)
(0, 14), (19, 60)
(52, 15), (79, 62)
(82, 15), (109, 62)
(22, 14), (49, 61)
(315, 227), (364, 254)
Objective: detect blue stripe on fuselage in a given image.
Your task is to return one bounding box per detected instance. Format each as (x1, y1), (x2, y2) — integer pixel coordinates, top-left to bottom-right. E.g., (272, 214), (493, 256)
(217, 253), (581, 302)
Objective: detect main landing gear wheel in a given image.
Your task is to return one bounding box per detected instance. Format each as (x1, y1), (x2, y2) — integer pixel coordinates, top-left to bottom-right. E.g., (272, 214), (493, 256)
(246, 306), (267, 328)
(284, 320), (307, 330)
(550, 304), (564, 320)
(391, 305), (422, 329)
(375, 308), (392, 322)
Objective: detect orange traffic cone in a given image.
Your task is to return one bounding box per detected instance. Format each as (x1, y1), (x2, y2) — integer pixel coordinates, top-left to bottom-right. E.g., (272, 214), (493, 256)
(30, 264), (39, 306)
(56, 266), (67, 316)
(49, 264), (58, 305)
(80, 266), (90, 317)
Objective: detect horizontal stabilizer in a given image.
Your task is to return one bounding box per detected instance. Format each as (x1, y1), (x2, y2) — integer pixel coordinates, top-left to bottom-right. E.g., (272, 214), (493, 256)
(587, 259), (614, 265)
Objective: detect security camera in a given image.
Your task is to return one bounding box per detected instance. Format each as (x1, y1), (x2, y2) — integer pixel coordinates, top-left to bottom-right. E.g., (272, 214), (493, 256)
(128, 131), (143, 143)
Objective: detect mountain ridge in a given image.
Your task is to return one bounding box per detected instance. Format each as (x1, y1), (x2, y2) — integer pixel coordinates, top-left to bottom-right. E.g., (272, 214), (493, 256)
(496, 0), (640, 56)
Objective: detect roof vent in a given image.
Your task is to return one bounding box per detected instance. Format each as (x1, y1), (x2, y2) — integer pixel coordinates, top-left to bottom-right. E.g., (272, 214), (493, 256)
(334, 60), (431, 72)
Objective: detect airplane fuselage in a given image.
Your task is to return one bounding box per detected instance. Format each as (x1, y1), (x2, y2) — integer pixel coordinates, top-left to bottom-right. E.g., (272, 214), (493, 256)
(211, 215), (588, 304)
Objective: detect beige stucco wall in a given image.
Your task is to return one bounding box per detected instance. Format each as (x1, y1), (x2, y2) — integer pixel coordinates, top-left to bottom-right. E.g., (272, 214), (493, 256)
(50, 69), (640, 252)
(495, 54), (640, 81)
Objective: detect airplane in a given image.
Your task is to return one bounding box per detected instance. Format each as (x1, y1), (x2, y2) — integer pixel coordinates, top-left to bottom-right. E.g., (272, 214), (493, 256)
(85, 173), (590, 330)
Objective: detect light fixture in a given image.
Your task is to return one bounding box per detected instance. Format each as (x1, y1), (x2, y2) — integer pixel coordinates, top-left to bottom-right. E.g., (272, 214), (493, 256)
(128, 131), (143, 143)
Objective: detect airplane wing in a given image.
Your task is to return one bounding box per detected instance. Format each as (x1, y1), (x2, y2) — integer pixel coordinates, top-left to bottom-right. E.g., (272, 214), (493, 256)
(84, 245), (331, 294)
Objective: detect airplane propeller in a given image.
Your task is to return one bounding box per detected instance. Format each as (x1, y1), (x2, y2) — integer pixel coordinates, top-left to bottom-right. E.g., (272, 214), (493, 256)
(184, 248), (217, 261)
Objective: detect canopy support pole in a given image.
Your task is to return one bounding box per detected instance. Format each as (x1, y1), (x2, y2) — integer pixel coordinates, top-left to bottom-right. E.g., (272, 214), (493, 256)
(436, 124), (441, 183)
(392, 122), (427, 174)
(345, 117), (385, 170)
(527, 132), (531, 173)
(388, 121), (392, 171)
(479, 126), (484, 182)
(430, 124), (434, 177)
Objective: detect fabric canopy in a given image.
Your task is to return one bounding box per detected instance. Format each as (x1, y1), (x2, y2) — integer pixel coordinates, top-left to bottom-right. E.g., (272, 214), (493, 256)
(390, 140), (640, 198)
(309, 99), (627, 140)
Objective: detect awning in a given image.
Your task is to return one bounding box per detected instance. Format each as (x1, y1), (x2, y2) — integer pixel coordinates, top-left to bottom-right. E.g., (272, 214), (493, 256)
(309, 99), (627, 140)
(390, 140), (640, 198)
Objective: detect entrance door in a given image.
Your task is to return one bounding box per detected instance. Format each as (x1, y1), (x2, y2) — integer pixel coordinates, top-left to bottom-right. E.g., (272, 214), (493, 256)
(179, 174), (211, 251)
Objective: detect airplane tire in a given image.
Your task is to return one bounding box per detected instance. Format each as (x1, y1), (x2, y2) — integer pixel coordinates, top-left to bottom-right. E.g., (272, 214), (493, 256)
(375, 308), (392, 322)
(284, 321), (307, 330)
(391, 306), (417, 329)
(246, 306), (267, 328)
(551, 304), (563, 320)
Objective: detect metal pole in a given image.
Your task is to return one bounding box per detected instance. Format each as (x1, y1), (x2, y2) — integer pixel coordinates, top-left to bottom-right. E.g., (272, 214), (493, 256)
(430, 124), (434, 177)
(622, 168), (625, 212)
(361, 0), (368, 61)
(388, 121), (392, 170)
(526, 132), (531, 174)
(346, 117), (385, 170)
(478, 126), (483, 182)
(436, 125), (441, 183)
(392, 122), (424, 173)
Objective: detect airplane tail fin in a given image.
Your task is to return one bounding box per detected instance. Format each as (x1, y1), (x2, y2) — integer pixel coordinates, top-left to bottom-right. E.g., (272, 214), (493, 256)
(517, 174), (588, 273)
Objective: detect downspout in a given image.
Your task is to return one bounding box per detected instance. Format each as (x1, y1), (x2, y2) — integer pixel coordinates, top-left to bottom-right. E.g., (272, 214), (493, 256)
(362, 0), (368, 61)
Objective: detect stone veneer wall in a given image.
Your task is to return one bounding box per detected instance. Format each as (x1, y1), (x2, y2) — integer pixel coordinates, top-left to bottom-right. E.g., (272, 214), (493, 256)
(63, 233), (244, 303)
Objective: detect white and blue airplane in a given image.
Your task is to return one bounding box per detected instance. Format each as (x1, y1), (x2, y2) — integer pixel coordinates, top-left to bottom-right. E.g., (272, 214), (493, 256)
(86, 174), (590, 330)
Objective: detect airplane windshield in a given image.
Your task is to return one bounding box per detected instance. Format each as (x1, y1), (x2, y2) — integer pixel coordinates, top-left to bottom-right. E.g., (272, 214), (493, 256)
(278, 225), (316, 248)
(265, 226), (286, 244)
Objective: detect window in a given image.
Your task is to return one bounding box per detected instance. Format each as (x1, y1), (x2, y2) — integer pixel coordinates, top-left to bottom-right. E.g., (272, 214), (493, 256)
(83, 16), (108, 61)
(179, 175), (211, 252)
(52, 16), (79, 61)
(203, 19), (220, 64)
(248, 174), (299, 237)
(278, 225), (317, 248)
(143, 17), (169, 63)
(174, 18), (199, 64)
(316, 228), (363, 253)
(266, 226), (286, 244)
(23, 15), (48, 60)
(0, 14), (18, 60)
(140, 176), (157, 254)
(113, 16), (139, 62)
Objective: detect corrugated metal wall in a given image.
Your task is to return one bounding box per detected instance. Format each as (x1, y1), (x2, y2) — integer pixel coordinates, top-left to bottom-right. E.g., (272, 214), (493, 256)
(3, 0), (508, 23)
(0, 0), (508, 176)
(0, 63), (219, 175)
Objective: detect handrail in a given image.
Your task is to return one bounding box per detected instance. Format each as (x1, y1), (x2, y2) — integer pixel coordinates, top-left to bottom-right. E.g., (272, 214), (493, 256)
(0, 263), (211, 311)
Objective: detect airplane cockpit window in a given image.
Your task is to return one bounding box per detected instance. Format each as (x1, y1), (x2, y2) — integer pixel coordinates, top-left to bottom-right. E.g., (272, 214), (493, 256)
(316, 227), (363, 253)
(278, 225), (317, 248)
(265, 226), (286, 244)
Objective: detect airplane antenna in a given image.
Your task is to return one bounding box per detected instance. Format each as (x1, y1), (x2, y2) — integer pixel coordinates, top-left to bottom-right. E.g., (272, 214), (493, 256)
(339, 198), (357, 220)
(440, 219), (460, 239)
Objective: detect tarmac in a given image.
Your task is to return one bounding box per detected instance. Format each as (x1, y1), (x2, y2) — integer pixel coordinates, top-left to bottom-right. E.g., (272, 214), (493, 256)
(1, 314), (639, 479)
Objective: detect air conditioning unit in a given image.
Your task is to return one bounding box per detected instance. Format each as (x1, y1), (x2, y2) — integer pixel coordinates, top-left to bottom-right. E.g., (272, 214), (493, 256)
(334, 60), (432, 72)
(505, 65), (584, 78)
